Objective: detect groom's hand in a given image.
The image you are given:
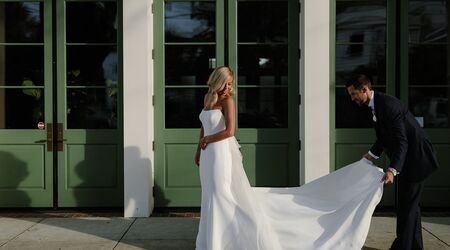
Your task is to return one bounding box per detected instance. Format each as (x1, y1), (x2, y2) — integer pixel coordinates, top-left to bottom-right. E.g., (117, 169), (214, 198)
(382, 171), (394, 184)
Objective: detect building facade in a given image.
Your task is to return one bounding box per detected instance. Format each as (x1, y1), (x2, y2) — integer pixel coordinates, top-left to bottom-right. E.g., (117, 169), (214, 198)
(0, 0), (448, 217)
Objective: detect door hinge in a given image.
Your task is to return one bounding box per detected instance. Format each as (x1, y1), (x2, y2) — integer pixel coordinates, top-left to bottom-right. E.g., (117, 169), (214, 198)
(299, 2), (301, 13)
(152, 141), (155, 151)
(298, 94), (302, 105)
(298, 140), (302, 151)
(152, 95), (155, 106)
(151, 3), (155, 14)
(152, 185), (156, 196)
(298, 48), (301, 59)
(152, 49), (155, 60)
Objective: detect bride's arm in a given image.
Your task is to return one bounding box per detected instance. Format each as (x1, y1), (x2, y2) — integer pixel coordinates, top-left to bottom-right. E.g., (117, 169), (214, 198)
(195, 126), (204, 166)
(200, 98), (235, 148)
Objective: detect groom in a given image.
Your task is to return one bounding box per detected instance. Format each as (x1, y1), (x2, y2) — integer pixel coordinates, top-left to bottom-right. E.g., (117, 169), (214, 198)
(346, 74), (439, 250)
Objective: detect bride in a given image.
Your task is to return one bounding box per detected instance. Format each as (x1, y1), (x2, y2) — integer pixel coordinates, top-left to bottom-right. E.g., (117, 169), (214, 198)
(194, 66), (384, 250)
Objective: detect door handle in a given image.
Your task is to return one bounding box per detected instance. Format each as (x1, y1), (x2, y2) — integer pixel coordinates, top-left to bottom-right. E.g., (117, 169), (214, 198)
(34, 139), (52, 143)
(34, 123), (65, 152)
(35, 123), (54, 152)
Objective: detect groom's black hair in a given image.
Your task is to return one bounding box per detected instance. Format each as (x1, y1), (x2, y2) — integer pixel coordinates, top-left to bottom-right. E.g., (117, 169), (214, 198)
(346, 74), (372, 90)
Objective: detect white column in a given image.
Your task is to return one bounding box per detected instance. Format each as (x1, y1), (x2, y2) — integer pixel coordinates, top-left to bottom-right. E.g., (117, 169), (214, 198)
(123, 0), (154, 217)
(301, 0), (330, 184)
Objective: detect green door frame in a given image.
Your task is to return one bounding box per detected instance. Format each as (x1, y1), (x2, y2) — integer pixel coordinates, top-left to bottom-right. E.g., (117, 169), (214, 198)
(55, 0), (123, 207)
(154, 0), (299, 207)
(228, 0), (299, 186)
(0, 0), (53, 207)
(332, 0), (450, 207)
(398, 0), (450, 207)
(331, 0), (397, 206)
(154, 0), (226, 207)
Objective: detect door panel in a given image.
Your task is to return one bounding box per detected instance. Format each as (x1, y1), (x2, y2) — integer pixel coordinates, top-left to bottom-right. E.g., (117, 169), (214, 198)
(155, 0), (223, 206)
(231, 0), (299, 188)
(56, 0), (122, 207)
(0, 0), (53, 207)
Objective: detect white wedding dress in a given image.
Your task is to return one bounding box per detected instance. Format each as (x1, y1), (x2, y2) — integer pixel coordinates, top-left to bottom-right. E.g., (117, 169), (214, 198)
(196, 109), (384, 250)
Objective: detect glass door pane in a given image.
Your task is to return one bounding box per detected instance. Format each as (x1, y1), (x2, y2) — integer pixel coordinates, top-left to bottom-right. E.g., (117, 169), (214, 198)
(408, 0), (450, 128)
(0, 2), (45, 129)
(335, 0), (388, 128)
(237, 0), (288, 128)
(65, 1), (118, 129)
(164, 1), (216, 128)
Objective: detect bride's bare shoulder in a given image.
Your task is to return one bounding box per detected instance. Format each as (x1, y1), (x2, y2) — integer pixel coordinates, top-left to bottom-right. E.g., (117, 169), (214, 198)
(220, 97), (235, 110)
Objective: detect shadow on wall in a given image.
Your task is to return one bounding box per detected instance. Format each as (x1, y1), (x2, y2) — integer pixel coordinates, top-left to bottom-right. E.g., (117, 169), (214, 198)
(123, 146), (170, 212)
(0, 151), (31, 207)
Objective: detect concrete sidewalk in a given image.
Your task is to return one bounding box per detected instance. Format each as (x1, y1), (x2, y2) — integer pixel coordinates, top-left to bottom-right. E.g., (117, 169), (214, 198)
(0, 216), (449, 250)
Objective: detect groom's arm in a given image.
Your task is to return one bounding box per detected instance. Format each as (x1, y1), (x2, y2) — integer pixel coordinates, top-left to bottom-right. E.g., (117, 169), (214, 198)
(369, 139), (383, 158)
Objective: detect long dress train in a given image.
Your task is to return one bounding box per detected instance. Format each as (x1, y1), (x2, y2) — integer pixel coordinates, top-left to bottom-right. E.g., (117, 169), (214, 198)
(196, 109), (384, 250)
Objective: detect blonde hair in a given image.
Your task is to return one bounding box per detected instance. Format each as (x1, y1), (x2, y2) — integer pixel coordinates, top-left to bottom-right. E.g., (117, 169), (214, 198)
(204, 66), (235, 109)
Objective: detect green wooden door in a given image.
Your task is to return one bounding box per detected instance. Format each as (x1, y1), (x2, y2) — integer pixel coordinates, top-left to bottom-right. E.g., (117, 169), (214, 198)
(55, 0), (122, 207)
(154, 0), (299, 207)
(0, 0), (53, 207)
(332, 0), (397, 207)
(0, 0), (122, 208)
(333, 0), (450, 208)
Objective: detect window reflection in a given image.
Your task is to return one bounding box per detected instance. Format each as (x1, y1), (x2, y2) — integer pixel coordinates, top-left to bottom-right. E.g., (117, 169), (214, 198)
(165, 2), (215, 42)
(336, 1), (386, 43)
(335, 44), (386, 86)
(335, 1), (387, 128)
(238, 87), (287, 128)
(0, 2), (43, 43)
(67, 46), (117, 86)
(0, 89), (44, 129)
(408, 0), (450, 128)
(0, 46), (44, 86)
(238, 1), (288, 43)
(238, 45), (288, 86)
(67, 88), (117, 129)
(409, 87), (449, 128)
(165, 88), (205, 128)
(165, 45), (215, 85)
(66, 2), (117, 43)
(409, 0), (447, 43)
(409, 44), (447, 85)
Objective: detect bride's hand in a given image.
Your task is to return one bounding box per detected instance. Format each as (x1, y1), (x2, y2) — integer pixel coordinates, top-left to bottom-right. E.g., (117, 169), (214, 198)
(200, 136), (210, 149)
(195, 150), (200, 166)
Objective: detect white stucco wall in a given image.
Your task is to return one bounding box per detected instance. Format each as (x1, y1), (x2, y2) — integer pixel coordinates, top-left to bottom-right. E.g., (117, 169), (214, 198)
(123, 0), (154, 217)
(301, 0), (330, 184)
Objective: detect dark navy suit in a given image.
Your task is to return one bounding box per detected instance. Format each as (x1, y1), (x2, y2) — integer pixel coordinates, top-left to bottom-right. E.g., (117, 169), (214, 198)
(369, 92), (439, 249)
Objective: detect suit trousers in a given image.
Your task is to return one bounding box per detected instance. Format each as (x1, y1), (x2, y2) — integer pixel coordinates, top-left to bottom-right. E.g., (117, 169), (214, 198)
(390, 177), (424, 250)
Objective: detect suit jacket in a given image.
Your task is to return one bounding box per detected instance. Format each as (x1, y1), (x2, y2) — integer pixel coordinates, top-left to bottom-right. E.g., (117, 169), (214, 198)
(370, 92), (439, 182)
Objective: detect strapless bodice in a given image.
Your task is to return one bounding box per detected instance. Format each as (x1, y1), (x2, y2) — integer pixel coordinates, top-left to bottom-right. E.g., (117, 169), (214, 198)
(199, 109), (226, 136)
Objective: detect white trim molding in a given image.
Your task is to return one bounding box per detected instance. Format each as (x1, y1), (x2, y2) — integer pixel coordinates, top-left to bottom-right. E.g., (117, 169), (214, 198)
(302, 0), (330, 184)
(123, 0), (154, 217)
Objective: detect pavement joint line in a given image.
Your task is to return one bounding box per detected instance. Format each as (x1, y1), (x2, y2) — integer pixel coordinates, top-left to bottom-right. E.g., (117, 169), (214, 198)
(422, 226), (450, 248)
(0, 217), (45, 248)
(112, 217), (137, 250)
